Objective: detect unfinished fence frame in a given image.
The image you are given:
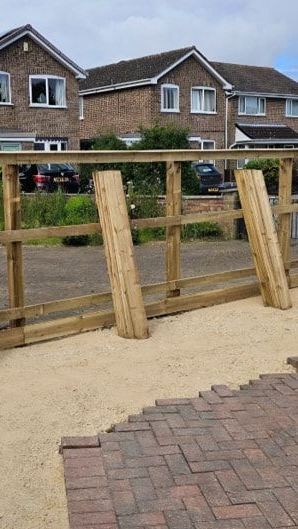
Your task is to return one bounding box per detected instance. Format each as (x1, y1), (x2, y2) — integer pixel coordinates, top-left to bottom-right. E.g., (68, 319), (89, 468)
(0, 149), (298, 349)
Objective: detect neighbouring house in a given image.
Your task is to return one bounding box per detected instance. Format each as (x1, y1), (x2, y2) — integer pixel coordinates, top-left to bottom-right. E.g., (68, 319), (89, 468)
(0, 24), (86, 152)
(79, 45), (298, 169)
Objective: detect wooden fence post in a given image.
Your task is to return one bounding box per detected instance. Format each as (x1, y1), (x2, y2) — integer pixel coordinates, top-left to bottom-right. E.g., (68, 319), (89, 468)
(93, 170), (149, 339)
(166, 161), (181, 297)
(235, 169), (292, 310)
(3, 164), (25, 327)
(278, 158), (293, 277)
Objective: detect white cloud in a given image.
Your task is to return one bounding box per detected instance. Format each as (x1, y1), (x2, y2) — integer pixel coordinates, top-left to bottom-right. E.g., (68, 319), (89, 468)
(0, 0), (297, 75)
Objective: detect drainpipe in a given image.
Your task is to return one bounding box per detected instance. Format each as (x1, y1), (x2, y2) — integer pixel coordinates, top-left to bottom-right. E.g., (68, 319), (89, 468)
(224, 90), (236, 172)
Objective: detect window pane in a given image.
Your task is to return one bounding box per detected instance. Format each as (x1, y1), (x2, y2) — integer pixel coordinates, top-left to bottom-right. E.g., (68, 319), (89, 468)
(163, 86), (178, 110)
(31, 78), (47, 104)
(239, 96), (245, 113)
(0, 73), (9, 102)
(259, 98), (265, 113)
(203, 141), (215, 150)
(245, 96), (258, 114)
(286, 100), (291, 115)
(192, 89), (202, 111)
(291, 100), (298, 116)
(48, 78), (65, 106)
(204, 90), (215, 112)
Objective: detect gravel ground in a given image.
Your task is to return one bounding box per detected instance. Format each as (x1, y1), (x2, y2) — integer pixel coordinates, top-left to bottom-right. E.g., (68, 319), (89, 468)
(0, 289), (297, 529)
(0, 240), (298, 529)
(2, 239), (297, 309)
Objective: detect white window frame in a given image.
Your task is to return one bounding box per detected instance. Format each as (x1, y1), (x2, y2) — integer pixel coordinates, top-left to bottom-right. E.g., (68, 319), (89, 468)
(79, 96), (84, 120)
(191, 87), (217, 114)
(200, 139), (216, 164)
(34, 140), (68, 151)
(0, 71), (12, 105)
(29, 75), (67, 108)
(285, 99), (298, 117)
(238, 96), (266, 116)
(161, 84), (180, 113)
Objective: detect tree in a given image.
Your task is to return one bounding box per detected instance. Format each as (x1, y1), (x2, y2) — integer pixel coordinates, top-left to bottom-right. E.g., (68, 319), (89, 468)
(79, 133), (127, 190)
(244, 159), (279, 194)
(129, 124), (199, 195)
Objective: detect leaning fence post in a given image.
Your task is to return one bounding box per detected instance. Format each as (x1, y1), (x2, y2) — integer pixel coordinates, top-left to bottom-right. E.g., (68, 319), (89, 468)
(93, 170), (149, 339)
(278, 158), (293, 278)
(3, 164), (25, 327)
(166, 161), (181, 297)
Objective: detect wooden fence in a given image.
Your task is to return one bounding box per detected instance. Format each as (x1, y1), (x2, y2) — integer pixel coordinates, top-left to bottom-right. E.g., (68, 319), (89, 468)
(0, 148), (298, 349)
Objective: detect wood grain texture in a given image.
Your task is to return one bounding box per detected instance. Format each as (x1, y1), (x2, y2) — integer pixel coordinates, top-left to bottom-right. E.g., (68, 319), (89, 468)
(3, 164), (25, 327)
(93, 170), (149, 339)
(166, 161), (181, 297)
(278, 158), (293, 275)
(235, 169), (292, 310)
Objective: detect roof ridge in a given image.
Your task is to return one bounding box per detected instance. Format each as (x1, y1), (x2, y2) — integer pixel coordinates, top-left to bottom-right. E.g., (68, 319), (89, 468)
(86, 45), (196, 73)
(211, 60), (275, 70)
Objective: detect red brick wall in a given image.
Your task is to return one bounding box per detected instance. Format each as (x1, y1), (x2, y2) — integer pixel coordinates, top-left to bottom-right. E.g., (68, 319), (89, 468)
(228, 96), (298, 147)
(0, 36), (80, 148)
(80, 55), (226, 149)
(80, 86), (154, 138)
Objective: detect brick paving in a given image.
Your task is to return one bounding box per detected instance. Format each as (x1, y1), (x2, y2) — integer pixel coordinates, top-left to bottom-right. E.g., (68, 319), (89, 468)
(61, 372), (298, 529)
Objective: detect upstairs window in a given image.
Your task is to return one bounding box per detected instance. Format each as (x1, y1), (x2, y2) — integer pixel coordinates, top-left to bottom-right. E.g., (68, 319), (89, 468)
(161, 84), (179, 112)
(0, 72), (11, 104)
(29, 75), (66, 107)
(191, 87), (216, 113)
(239, 96), (265, 115)
(286, 99), (298, 117)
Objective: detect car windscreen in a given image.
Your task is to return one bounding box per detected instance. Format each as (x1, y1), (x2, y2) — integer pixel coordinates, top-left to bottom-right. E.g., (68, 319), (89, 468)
(196, 165), (214, 173)
(37, 164), (74, 171)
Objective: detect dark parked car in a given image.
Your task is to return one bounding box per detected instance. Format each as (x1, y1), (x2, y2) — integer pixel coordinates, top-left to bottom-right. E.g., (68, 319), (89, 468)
(192, 163), (223, 194)
(19, 163), (80, 193)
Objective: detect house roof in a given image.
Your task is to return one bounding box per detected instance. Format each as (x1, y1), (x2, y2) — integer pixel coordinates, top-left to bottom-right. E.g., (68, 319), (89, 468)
(79, 46), (232, 94)
(236, 123), (298, 140)
(211, 61), (298, 96)
(0, 24), (86, 78)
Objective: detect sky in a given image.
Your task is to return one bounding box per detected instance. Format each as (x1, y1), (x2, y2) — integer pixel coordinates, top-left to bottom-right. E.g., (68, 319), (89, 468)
(1, 0), (298, 79)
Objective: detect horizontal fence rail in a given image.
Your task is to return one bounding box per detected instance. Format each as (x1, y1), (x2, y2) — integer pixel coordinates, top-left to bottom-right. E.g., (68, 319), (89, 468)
(0, 149), (298, 349)
(0, 148), (298, 165)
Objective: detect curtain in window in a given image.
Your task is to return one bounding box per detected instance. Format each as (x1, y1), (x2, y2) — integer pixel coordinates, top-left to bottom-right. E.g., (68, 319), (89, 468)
(164, 87), (177, 109)
(204, 90), (215, 112)
(54, 79), (65, 106)
(0, 73), (9, 102)
(192, 89), (202, 111)
(245, 96), (258, 114)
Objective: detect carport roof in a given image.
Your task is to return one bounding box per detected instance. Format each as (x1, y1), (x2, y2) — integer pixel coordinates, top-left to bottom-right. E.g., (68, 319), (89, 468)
(236, 123), (298, 140)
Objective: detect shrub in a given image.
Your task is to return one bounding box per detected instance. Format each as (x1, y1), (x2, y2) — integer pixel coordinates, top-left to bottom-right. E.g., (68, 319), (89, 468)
(62, 195), (99, 246)
(129, 125), (200, 195)
(22, 191), (67, 228)
(79, 134), (128, 191)
(126, 181), (165, 244)
(182, 222), (222, 240)
(244, 159), (279, 194)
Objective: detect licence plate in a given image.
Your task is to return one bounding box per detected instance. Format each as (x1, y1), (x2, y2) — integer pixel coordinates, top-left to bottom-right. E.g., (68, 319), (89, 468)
(54, 177), (69, 183)
(208, 187), (219, 192)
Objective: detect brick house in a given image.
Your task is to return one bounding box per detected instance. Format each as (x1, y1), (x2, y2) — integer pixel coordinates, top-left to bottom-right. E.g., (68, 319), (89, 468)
(79, 46), (298, 167)
(0, 24), (86, 152)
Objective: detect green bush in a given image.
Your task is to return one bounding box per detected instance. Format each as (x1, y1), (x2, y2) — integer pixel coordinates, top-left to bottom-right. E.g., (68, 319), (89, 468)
(22, 191), (67, 228)
(182, 222), (222, 240)
(244, 159), (279, 193)
(126, 181), (165, 244)
(128, 125), (199, 195)
(79, 134), (128, 191)
(63, 195), (100, 246)
(81, 126), (200, 195)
